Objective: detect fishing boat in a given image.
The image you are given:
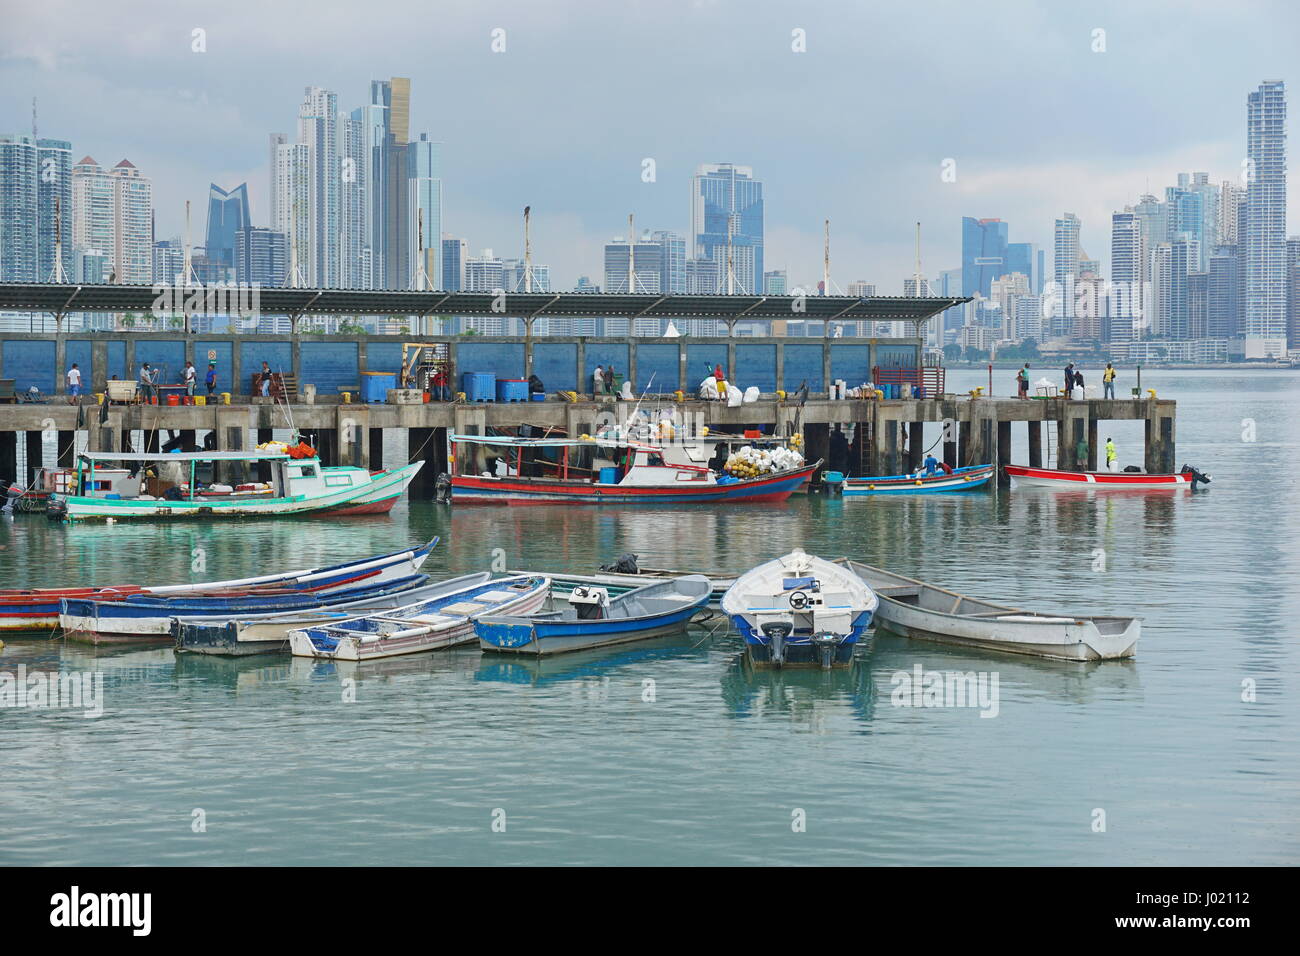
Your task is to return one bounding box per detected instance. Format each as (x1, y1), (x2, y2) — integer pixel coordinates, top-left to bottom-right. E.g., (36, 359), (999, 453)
(837, 559), (1141, 661)
(838, 463), (994, 494)
(49, 450), (422, 521)
(287, 574), (550, 661)
(446, 434), (818, 504)
(475, 575), (712, 656)
(1, 538), (436, 633)
(1003, 463), (1210, 490)
(721, 551), (878, 668)
(512, 566), (736, 606)
(172, 572), (495, 656)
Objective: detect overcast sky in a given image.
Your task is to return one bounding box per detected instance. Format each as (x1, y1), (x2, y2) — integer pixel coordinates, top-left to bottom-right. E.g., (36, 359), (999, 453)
(2, 0), (1296, 291)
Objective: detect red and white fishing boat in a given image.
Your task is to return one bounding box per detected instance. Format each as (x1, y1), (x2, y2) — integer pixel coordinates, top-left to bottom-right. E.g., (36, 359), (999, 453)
(1004, 464), (1211, 490)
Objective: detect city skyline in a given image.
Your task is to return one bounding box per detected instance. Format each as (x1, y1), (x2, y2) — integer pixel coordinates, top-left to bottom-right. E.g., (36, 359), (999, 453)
(4, 1), (1298, 293)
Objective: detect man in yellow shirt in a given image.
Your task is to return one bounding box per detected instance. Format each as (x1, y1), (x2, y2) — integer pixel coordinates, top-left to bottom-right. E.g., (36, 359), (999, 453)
(1105, 437), (1118, 472)
(1102, 362), (1117, 399)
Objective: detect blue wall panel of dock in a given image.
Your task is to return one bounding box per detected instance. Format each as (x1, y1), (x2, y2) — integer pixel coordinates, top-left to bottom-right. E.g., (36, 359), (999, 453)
(107, 341), (126, 380)
(196, 341), (233, 392)
(687, 344), (726, 382)
(584, 344), (628, 386)
(636, 343), (678, 392)
(458, 342), (525, 382)
(135, 340), (185, 382)
(736, 344), (776, 392)
(782, 344), (824, 392)
(876, 344), (918, 368)
(240, 341), (291, 390)
(301, 342), (359, 395)
(2, 339), (55, 392)
(66, 341), (93, 383)
(830, 344), (869, 385)
(367, 342), (402, 375)
(532, 343), (577, 391)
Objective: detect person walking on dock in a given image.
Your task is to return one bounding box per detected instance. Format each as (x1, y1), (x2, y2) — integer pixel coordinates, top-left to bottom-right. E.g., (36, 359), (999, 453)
(259, 361), (273, 398)
(65, 363), (81, 405)
(183, 361), (196, 398)
(1105, 437), (1118, 472)
(1102, 362), (1117, 399)
(138, 363), (156, 404)
(1016, 363), (1030, 399)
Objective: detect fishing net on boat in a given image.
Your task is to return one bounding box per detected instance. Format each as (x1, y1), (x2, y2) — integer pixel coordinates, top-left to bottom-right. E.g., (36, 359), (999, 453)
(723, 445), (805, 478)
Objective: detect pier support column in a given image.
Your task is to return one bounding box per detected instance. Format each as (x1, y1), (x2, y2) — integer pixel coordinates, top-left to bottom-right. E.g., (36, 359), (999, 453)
(804, 423), (830, 481)
(1087, 415), (1099, 472)
(0, 431), (17, 485)
(337, 405), (368, 468)
(369, 428), (384, 471)
(24, 431), (43, 484)
(1059, 404), (1088, 471)
(942, 416), (957, 468)
(408, 428), (436, 499)
(57, 431), (75, 468)
(996, 421), (1011, 486)
(907, 419), (925, 472)
(958, 420), (971, 467)
(1144, 403), (1175, 474)
(1027, 420), (1042, 468)
(256, 427), (273, 481)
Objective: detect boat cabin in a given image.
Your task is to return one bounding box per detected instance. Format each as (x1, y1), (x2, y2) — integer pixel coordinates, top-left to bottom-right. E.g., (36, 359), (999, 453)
(70, 452), (377, 502)
(450, 434), (717, 488)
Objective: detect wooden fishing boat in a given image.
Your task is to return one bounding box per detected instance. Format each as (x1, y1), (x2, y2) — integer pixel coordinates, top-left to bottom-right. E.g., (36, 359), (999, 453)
(475, 576), (712, 655)
(1, 538), (436, 633)
(839, 464), (994, 494)
(172, 572), (494, 656)
(287, 574), (550, 661)
(447, 434), (817, 504)
(512, 567), (736, 606)
(1003, 463), (1210, 490)
(836, 559), (1140, 661)
(50, 450), (422, 521)
(722, 551), (878, 668)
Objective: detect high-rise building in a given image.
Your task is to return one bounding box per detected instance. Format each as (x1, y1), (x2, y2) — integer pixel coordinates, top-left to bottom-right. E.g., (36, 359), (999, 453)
(1287, 236), (1300, 349)
(691, 163), (763, 294)
(651, 230), (686, 294)
(1, 134), (73, 283)
(297, 86), (340, 287)
(1189, 271), (1209, 338)
(384, 78), (412, 290)
(1156, 237), (1199, 339)
(441, 236), (465, 291)
(501, 258), (550, 293)
(1110, 211), (1144, 344)
(204, 183), (250, 271)
(106, 160), (152, 284)
(961, 217), (1038, 299)
(271, 140), (310, 286)
(407, 133), (441, 290)
(1217, 182), (1244, 246)
(153, 238), (185, 285)
(764, 270), (787, 295)
(603, 236), (663, 293)
(1244, 80), (1288, 352)
(340, 113), (370, 288)
(463, 248), (504, 292)
(1052, 213), (1082, 339)
(235, 226), (287, 288)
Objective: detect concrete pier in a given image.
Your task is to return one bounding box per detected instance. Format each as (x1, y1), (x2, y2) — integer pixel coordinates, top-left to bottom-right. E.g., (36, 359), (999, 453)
(0, 393), (1179, 497)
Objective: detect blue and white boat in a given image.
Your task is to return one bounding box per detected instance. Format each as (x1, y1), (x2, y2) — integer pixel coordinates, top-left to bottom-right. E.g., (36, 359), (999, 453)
(475, 576), (712, 656)
(721, 551), (877, 668)
(837, 464), (994, 495)
(288, 574), (550, 661)
(172, 572), (498, 657)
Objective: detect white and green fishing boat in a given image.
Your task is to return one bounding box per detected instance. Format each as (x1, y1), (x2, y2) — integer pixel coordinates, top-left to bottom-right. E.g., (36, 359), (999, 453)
(49, 450), (422, 521)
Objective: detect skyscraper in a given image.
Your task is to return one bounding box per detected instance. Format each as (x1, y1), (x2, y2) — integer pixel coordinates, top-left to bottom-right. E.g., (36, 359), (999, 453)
(441, 236), (465, 291)
(0, 134), (72, 282)
(407, 133), (441, 290)
(651, 230), (686, 294)
(603, 235), (663, 293)
(691, 163), (763, 294)
(1244, 80), (1288, 352)
(205, 183), (250, 271)
(1052, 213), (1081, 339)
(1110, 211), (1143, 344)
(234, 226), (288, 288)
(271, 140), (310, 285)
(298, 86), (340, 287)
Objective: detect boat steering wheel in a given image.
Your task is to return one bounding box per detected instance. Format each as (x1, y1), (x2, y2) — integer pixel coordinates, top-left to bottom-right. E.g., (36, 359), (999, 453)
(788, 590), (810, 610)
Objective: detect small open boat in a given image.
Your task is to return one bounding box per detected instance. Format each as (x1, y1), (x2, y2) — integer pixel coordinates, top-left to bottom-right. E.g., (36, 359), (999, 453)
(288, 574), (550, 661)
(837, 559), (1140, 661)
(172, 572), (495, 656)
(1, 538), (436, 633)
(839, 464), (994, 494)
(475, 575), (712, 655)
(1004, 463), (1210, 490)
(722, 551), (877, 668)
(513, 566), (736, 606)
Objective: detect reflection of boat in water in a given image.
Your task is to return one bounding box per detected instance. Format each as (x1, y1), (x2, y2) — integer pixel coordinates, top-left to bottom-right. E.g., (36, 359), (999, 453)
(287, 646), (482, 684)
(474, 631), (707, 686)
(719, 653), (877, 725)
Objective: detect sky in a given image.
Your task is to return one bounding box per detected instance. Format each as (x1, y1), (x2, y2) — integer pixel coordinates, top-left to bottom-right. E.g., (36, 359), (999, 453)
(2, 0), (1297, 292)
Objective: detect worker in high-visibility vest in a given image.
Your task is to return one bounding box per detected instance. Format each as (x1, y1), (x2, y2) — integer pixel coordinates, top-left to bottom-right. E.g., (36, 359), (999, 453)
(1105, 437), (1118, 472)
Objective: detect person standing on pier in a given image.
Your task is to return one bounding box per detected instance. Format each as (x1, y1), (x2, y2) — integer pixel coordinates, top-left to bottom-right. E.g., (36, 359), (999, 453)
(1076, 436), (1090, 470)
(205, 363), (217, 399)
(1016, 363), (1029, 399)
(1063, 362), (1075, 398)
(66, 363), (81, 405)
(259, 361), (273, 398)
(138, 363), (156, 404)
(1105, 437), (1118, 472)
(183, 361), (196, 399)
(592, 364), (605, 397)
(1073, 368), (1085, 399)
(1102, 362), (1117, 399)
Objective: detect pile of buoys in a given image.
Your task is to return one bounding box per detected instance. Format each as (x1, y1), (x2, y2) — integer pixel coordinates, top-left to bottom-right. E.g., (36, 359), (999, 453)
(724, 445), (806, 478)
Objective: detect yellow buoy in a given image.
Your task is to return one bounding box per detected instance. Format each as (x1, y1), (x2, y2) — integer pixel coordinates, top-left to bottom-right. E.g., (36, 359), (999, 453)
(915, 479), (923, 485)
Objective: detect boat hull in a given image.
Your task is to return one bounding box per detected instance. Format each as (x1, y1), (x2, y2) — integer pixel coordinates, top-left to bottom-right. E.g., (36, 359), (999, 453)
(1004, 465), (1193, 490)
(477, 602), (704, 655)
(451, 464), (816, 504)
(842, 464), (994, 494)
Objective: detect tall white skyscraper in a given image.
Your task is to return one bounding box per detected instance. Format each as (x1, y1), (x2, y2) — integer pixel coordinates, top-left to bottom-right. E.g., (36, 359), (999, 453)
(1052, 213), (1081, 339)
(272, 141), (311, 286)
(1244, 79), (1287, 350)
(691, 163), (763, 294)
(298, 87), (340, 287)
(106, 159), (152, 283)
(1110, 210), (1144, 343)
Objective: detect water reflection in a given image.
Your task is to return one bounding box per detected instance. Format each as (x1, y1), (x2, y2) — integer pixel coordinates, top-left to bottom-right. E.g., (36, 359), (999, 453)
(719, 652), (877, 727)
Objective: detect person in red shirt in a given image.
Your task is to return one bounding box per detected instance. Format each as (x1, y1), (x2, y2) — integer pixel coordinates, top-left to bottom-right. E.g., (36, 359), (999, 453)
(431, 367), (449, 401)
(713, 364), (725, 381)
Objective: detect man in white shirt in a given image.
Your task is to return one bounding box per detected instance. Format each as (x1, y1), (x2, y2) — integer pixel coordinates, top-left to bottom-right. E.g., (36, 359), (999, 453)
(66, 363), (82, 405)
(183, 361), (197, 398)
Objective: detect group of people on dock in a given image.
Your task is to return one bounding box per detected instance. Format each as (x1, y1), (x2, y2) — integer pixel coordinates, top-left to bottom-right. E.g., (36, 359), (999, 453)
(1014, 362), (1120, 400)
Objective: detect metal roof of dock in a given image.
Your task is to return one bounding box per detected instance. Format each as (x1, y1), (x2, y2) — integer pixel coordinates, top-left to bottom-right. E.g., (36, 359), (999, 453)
(0, 282), (968, 322)
(79, 450), (291, 462)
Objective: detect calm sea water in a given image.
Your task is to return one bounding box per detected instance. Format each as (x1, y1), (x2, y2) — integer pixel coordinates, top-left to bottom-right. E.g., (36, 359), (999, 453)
(2, 368), (1296, 866)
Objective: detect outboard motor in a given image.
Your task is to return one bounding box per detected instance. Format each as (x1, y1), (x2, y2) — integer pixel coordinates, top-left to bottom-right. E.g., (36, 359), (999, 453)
(760, 622), (791, 667)
(433, 472), (452, 502)
(3, 483), (19, 515)
(810, 632), (841, 669)
(569, 586), (610, 621)
(600, 552), (640, 574)
(1180, 464), (1211, 489)
(45, 496), (68, 522)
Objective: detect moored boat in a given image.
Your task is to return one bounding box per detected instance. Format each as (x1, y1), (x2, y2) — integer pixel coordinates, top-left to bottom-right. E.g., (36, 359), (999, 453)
(1, 538), (436, 633)
(721, 551), (878, 668)
(172, 572), (494, 656)
(287, 574), (550, 661)
(475, 575), (712, 655)
(447, 434), (817, 504)
(839, 463), (994, 494)
(837, 559), (1141, 661)
(1004, 463), (1210, 490)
